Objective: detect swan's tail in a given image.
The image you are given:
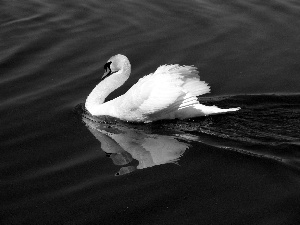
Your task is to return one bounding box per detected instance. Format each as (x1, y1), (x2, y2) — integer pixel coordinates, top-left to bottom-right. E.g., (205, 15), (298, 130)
(194, 104), (241, 115)
(176, 99), (241, 119)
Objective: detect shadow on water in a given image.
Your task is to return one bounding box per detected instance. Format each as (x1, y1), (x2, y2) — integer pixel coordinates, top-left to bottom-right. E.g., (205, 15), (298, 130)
(80, 107), (192, 176)
(76, 94), (300, 175)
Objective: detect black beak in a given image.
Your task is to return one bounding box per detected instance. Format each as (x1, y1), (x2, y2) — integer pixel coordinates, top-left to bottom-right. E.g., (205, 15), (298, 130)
(101, 61), (113, 81)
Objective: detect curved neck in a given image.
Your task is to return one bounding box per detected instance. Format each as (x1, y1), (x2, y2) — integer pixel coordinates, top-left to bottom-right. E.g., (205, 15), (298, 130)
(85, 62), (131, 114)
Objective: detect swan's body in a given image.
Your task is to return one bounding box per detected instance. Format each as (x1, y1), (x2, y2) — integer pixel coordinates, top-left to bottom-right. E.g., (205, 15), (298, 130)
(85, 54), (240, 122)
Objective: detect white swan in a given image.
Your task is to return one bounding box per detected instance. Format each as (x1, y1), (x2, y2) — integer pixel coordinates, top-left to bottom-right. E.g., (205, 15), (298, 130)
(85, 54), (240, 122)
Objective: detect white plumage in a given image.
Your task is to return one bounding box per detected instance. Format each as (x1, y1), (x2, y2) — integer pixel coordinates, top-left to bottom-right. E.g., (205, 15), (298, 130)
(85, 54), (240, 122)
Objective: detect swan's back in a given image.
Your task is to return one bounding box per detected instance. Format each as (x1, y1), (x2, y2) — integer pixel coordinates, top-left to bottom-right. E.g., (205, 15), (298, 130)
(116, 64), (211, 122)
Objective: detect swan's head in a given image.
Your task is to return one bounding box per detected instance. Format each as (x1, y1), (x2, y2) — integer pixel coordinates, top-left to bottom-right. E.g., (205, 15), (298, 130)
(102, 54), (131, 81)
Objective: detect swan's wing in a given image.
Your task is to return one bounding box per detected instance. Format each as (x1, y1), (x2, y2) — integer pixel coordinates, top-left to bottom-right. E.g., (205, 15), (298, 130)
(121, 64), (210, 115)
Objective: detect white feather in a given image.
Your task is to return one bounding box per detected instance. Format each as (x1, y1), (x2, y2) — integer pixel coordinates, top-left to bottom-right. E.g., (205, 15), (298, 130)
(85, 54), (240, 122)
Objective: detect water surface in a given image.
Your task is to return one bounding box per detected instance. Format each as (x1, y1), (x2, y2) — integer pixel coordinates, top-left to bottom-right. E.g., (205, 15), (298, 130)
(1, 0), (300, 224)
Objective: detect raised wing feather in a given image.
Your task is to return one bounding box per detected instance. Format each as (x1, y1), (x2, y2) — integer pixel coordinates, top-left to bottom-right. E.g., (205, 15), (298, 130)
(120, 64), (210, 118)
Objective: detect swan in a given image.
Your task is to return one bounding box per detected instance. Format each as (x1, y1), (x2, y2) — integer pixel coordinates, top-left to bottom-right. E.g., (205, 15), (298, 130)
(85, 54), (240, 122)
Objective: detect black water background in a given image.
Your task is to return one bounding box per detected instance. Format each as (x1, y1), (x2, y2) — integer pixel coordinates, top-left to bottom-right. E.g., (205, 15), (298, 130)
(1, 0), (300, 224)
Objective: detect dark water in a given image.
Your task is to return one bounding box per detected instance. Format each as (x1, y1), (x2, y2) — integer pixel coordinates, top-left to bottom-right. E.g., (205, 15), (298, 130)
(1, 0), (300, 224)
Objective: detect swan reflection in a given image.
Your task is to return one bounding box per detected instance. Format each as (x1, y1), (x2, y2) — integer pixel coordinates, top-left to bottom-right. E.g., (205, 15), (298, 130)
(82, 116), (191, 175)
